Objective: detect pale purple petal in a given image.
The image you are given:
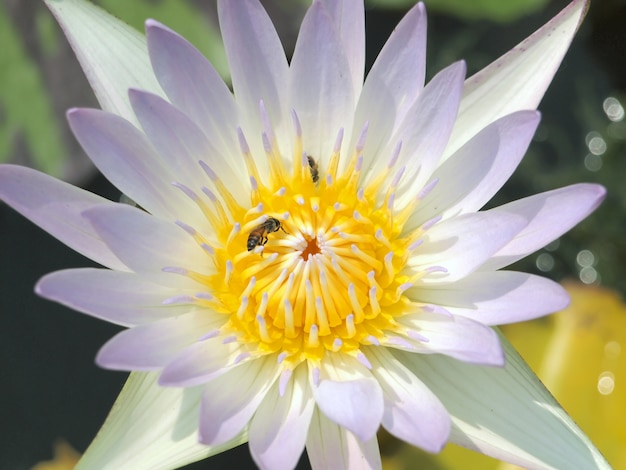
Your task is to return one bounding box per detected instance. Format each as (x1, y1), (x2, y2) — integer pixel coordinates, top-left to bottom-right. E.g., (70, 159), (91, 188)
(306, 408), (382, 470)
(218, 0), (290, 157)
(249, 365), (315, 470)
(482, 183), (606, 270)
(395, 330), (609, 469)
(0, 165), (126, 270)
(410, 271), (570, 325)
(35, 268), (192, 327)
(82, 204), (209, 276)
(406, 110), (540, 230)
(410, 211), (528, 284)
(444, 0), (589, 161)
(128, 89), (247, 205)
(394, 312), (504, 365)
(375, 62), (465, 204)
(67, 108), (196, 220)
(198, 356), (280, 446)
(145, 20), (240, 161)
(159, 335), (249, 387)
(96, 311), (222, 370)
(318, 0), (365, 98)
(310, 353), (383, 442)
(290, 1), (355, 165)
(366, 346), (450, 453)
(44, 0), (164, 123)
(354, 2), (426, 173)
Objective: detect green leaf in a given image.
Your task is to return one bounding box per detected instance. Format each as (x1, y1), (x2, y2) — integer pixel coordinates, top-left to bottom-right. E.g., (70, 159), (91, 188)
(368, 0), (550, 23)
(0, 4), (66, 175)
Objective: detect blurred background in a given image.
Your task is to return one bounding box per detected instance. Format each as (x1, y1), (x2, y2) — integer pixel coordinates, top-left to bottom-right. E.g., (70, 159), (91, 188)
(1, 0), (624, 468)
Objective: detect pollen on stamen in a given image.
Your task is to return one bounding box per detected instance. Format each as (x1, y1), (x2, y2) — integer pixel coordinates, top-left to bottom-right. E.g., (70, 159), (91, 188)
(356, 351), (372, 369)
(236, 296), (249, 319)
(408, 239), (424, 251)
(198, 329), (220, 341)
(425, 265), (449, 274)
(421, 215), (443, 231)
(222, 335), (238, 344)
(256, 292), (270, 319)
(348, 283), (365, 321)
(423, 304), (454, 317)
(284, 298), (296, 337)
(227, 222), (241, 246)
(345, 314), (356, 337)
(171, 181), (200, 202)
(278, 369), (293, 397)
(200, 243), (215, 255)
(315, 296), (329, 333)
(162, 266), (188, 275)
(407, 330), (430, 342)
(331, 338), (343, 351)
(418, 178), (440, 200)
(234, 352), (251, 364)
(308, 324), (319, 347)
(357, 187), (365, 201)
(355, 121), (369, 153)
(250, 175), (259, 192)
(366, 335), (380, 346)
(225, 260), (234, 285)
(387, 141), (403, 169)
(195, 292), (213, 301)
(256, 315), (271, 343)
(369, 286), (381, 316)
(162, 295), (196, 305)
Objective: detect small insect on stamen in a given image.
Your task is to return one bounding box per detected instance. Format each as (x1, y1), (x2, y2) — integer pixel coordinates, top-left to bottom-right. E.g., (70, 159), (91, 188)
(247, 216), (288, 253)
(307, 155), (319, 184)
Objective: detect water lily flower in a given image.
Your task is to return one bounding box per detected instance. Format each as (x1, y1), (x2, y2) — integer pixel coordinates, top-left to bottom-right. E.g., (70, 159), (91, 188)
(0, 0), (610, 469)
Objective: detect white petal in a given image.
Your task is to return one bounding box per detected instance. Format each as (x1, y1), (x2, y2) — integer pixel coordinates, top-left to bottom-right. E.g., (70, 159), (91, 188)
(290, 1), (355, 165)
(444, 0), (589, 161)
(159, 335), (249, 387)
(411, 271), (570, 325)
(249, 365), (315, 470)
(395, 331), (610, 469)
(366, 347), (450, 453)
(67, 108), (196, 220)
(378, 61), (466, 204)
(406, 110), (540, 230)
(306, 407), (382, 470)
(410, 210), (528, 284)
(83, 204), (208, 276)
(97, 311), (223, 371)
(482, 183), (606, 270)
(354, 2), (427, 175)
(218, 0), (290, 160)
(198, 356), (280, 446)
(35, 268), (191, 327)
(44, 0), (164, 124)
(75, 372), (246, 470)
(128, 89), (248, 208)
(145, 20), (240, 163)
(0, 165), (126, 270)
(318, 0), (365, 98)
(310, 352), (383, 442)
(394, 312), (504, 366)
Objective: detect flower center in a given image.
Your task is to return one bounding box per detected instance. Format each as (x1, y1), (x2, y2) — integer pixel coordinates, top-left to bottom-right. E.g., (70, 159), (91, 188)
(170, 113), (430, 370)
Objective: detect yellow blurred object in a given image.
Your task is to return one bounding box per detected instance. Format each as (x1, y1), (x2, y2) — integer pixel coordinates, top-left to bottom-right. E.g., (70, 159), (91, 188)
(508, 281), (626, 469)
(32, 439), (80, 470)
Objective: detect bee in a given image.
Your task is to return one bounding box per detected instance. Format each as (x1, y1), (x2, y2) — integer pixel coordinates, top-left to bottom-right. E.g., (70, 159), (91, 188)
(307, 155), (319, 184)
(247, 217), (287, 252)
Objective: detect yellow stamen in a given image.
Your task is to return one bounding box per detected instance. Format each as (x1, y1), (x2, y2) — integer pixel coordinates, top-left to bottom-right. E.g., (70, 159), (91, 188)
(179, 122), (428, 369)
